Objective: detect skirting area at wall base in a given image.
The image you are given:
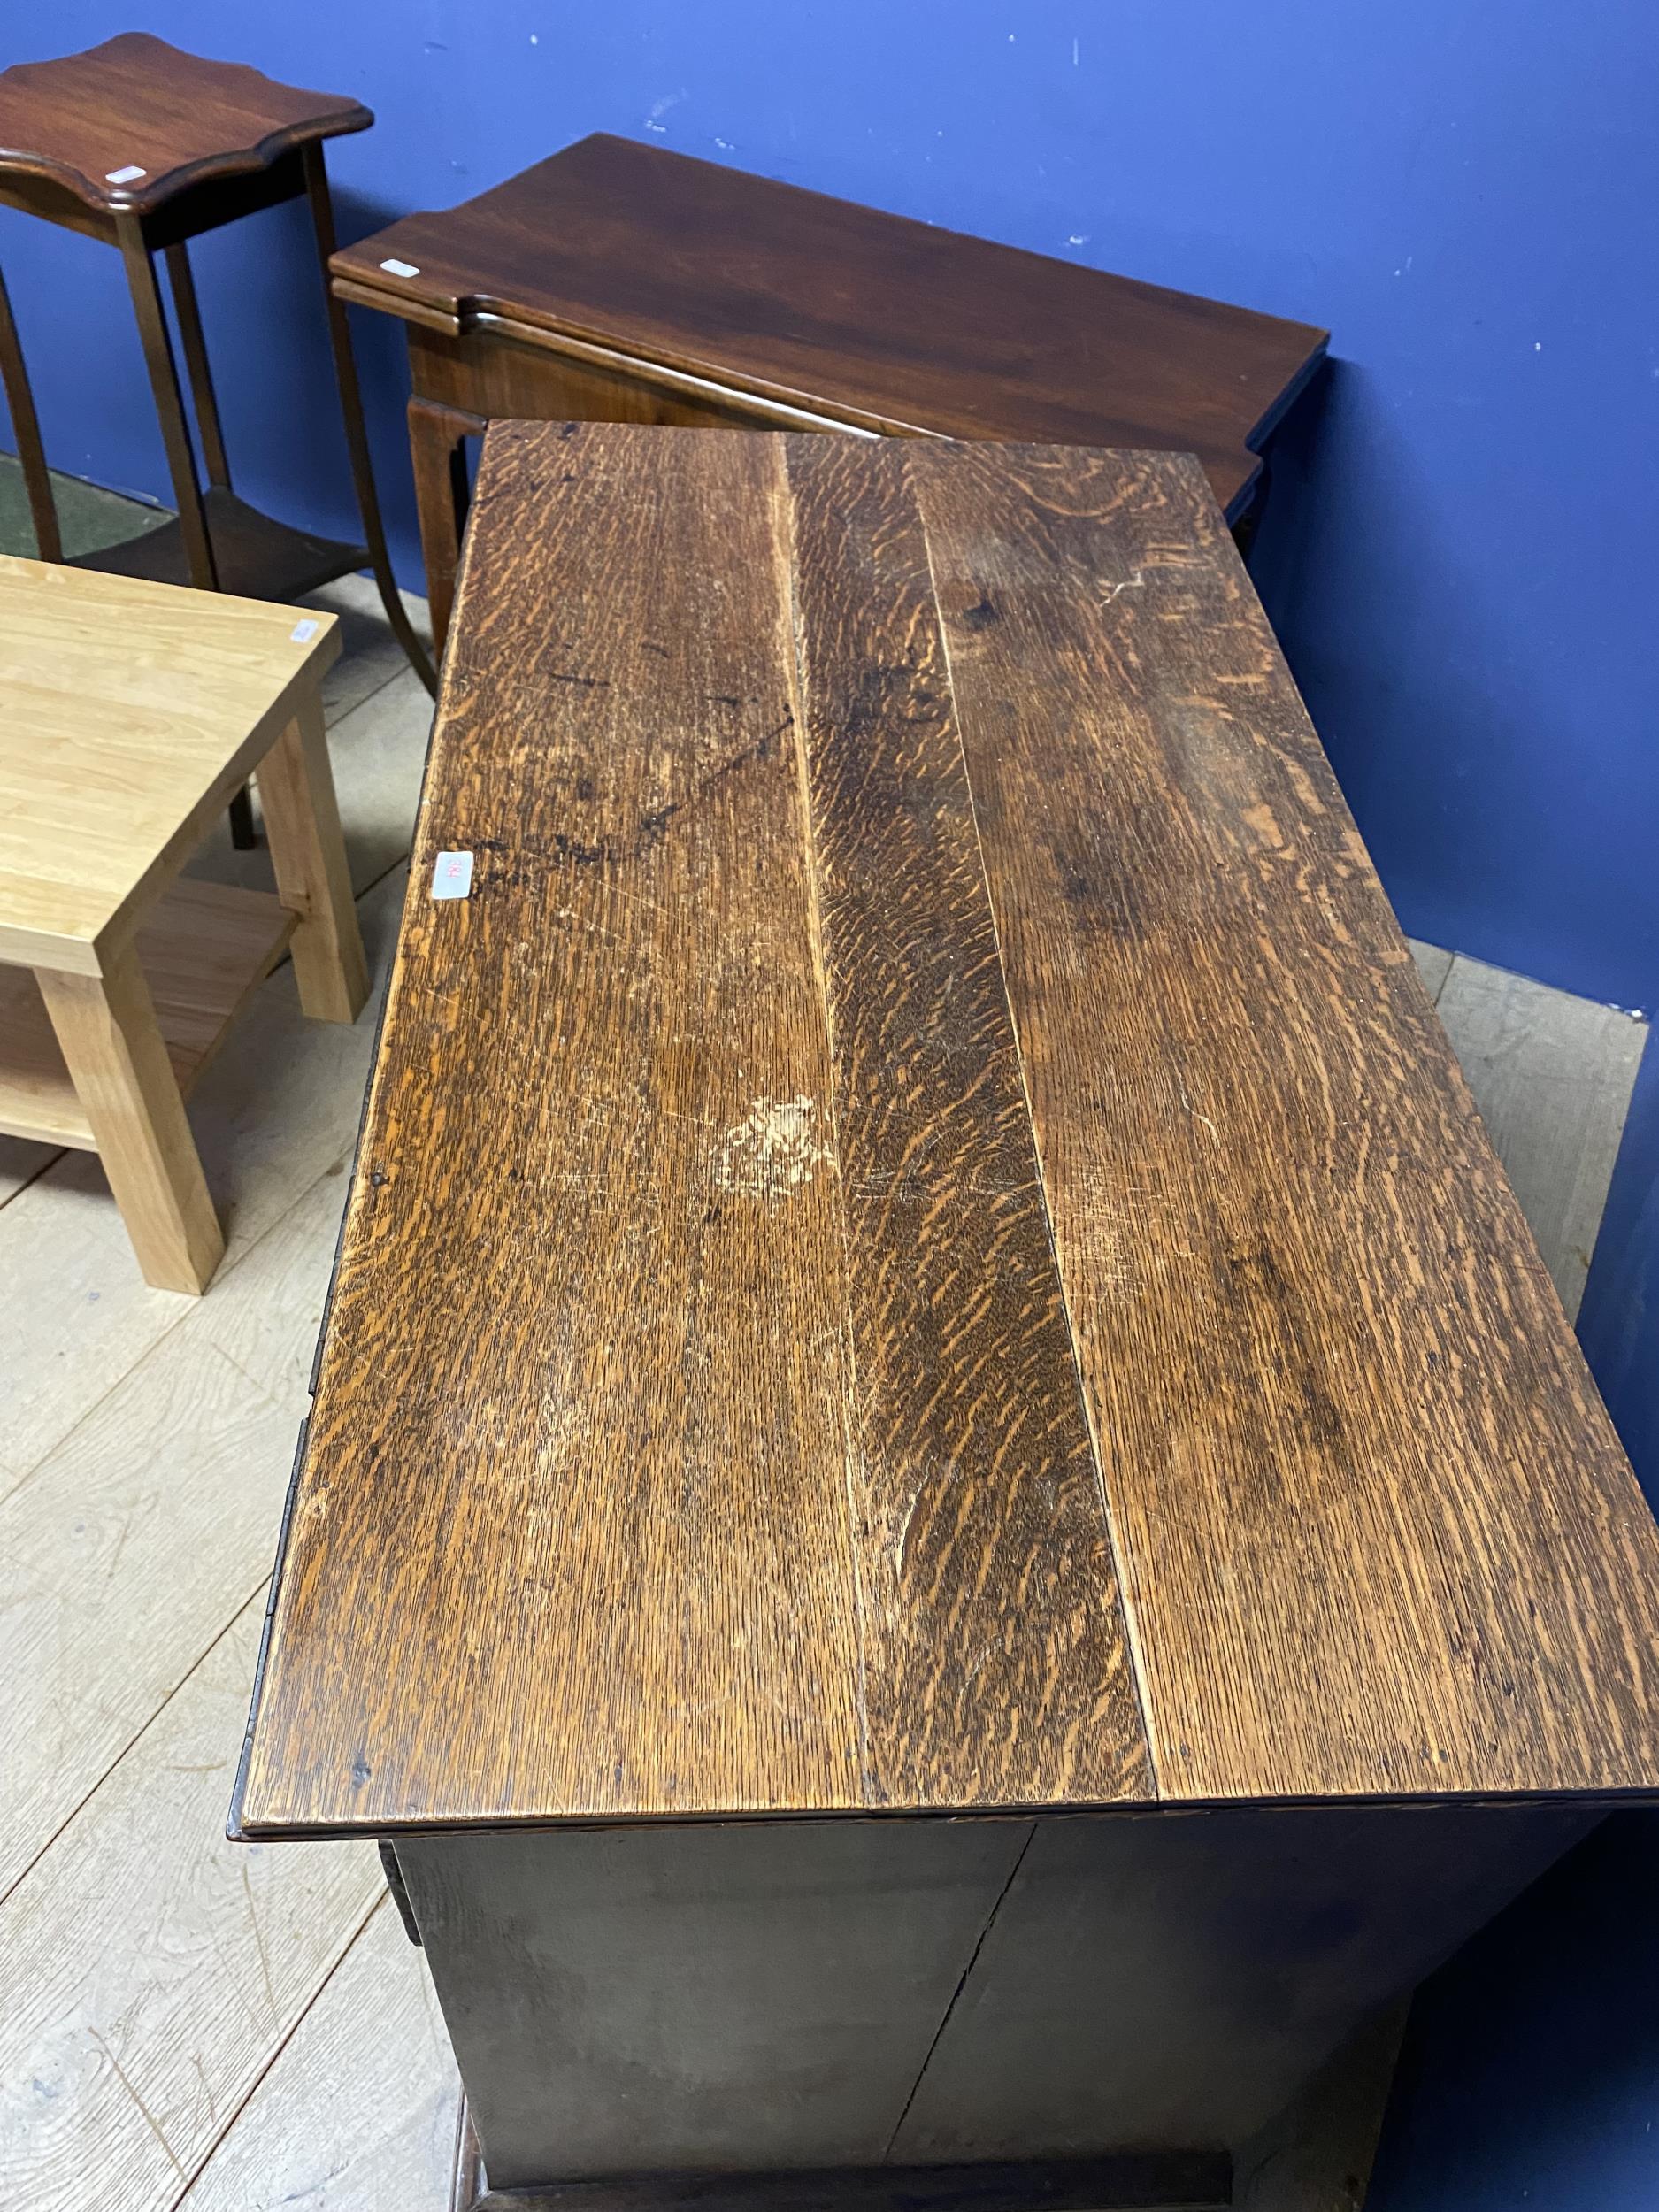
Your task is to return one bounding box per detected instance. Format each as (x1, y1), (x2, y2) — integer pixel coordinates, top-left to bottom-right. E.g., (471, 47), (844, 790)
(448, 2104), (1233, 2212)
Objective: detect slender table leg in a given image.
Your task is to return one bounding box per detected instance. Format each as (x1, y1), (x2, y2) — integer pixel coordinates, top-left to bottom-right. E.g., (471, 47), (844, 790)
(37, 940), (224, 1294)
(409, 394), (485, 662)
(257, 685), (370, 1024)
(164, 241), (232, 492)
(117, 215), (218, 591)
(0, 264), (64, 563)
(119, 219), (256, 849)
(301, 143), (438, 700)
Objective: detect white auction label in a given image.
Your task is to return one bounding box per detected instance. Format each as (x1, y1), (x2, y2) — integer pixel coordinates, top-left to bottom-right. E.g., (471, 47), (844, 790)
(380, 257), (421, 278)
(289, 618), (320, 643)
(431, 849), (474, 900)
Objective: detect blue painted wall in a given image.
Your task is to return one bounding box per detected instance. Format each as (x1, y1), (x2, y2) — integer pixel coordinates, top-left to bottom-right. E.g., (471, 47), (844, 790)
(7, 0), (1659, 1007)
(5, 11), (1659, 2206)
(1367, 1814), (1659, 2212)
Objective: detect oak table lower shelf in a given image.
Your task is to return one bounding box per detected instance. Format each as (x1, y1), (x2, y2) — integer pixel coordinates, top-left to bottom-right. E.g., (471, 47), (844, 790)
(0, 876), (296, 1148)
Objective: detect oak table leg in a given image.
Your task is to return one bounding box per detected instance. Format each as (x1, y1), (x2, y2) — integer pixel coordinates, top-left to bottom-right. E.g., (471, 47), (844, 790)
(409, 394), (487, 660)
(257, 688), (369, 1024)
(36, 941), (225, 1294)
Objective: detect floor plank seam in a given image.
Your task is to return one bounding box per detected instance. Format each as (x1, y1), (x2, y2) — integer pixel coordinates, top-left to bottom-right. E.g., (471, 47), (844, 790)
(0, 1575), (271, 1911)
(322, 654), (412, 732)
(0, 580), (437, 2203)
(166, 1893), (391, 2209)
(0, 1144), (65, 1214)
(0, 1134), (350, 1514)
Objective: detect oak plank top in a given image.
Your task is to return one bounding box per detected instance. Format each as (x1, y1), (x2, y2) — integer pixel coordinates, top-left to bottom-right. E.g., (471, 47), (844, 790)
(332, 134), (1326, 520)
(0, 35), (369, 217)
(236, 425), (1659, 1838)
(0, 557), (337, 972)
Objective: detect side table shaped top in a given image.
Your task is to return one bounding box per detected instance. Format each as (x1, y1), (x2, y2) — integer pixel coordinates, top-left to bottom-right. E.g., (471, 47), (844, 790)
(0, 33), (370, 219)
(235, 424), (1659, 1843)
(333, 133), (1328, 519)
(0, 556), (339, 972)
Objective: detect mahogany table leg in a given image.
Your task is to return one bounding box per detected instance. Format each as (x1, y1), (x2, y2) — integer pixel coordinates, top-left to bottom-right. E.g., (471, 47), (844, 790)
(0, 264), (63, 562)
(116, 216), (218, 593)
(119, 217), (258, 850)
(36, 940), (224, 1295)
(302, 143), (438, 700)
(408, 393), (486, 661)
(163, 241), (232, 493)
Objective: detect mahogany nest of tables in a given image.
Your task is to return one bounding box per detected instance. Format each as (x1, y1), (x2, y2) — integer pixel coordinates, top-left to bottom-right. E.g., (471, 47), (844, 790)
(236, 424), (1659, 2206)
(0, 32), (434, 737)
(328, 133), (1327, 649)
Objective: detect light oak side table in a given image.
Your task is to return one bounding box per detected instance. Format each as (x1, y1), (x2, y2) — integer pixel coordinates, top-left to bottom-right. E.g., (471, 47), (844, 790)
(0, 555), (366, 1294)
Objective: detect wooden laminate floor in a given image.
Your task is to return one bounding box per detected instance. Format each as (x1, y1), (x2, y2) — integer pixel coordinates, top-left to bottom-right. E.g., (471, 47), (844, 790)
(0, 565), (461, 2212)
(0, 480), (1646, 2210)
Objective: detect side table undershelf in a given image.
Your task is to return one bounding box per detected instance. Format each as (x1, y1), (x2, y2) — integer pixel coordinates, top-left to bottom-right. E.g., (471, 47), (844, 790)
(0, 876), (296, 1148)
(0, 33), (436, 761)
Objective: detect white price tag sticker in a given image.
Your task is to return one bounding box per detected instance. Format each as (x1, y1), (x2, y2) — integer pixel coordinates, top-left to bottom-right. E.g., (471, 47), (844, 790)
(289, 618), (320, 643)
(105, 165), (147, 185)
(380, 257), (421, 278)
(431, 850), (474, 900)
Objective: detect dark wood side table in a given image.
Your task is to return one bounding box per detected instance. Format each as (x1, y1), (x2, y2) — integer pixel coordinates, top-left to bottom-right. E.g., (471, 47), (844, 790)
(328, 133), (1328, 653)
(235, 424), (1659, 2207)
(0, 34), (436, 825)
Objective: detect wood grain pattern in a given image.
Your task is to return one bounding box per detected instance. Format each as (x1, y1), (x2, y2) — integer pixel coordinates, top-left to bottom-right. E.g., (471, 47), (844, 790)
(240, 425), (1659, 1836)
(241, 425), (873, 1830)
(338, 133), (1326, 520)
(0, 553), (338, 970)
(908, 440), (1659, 1800)
(0, 34), (369, 219)
(782, 436), (1147, 1809)
(405, 322), (859, 436)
